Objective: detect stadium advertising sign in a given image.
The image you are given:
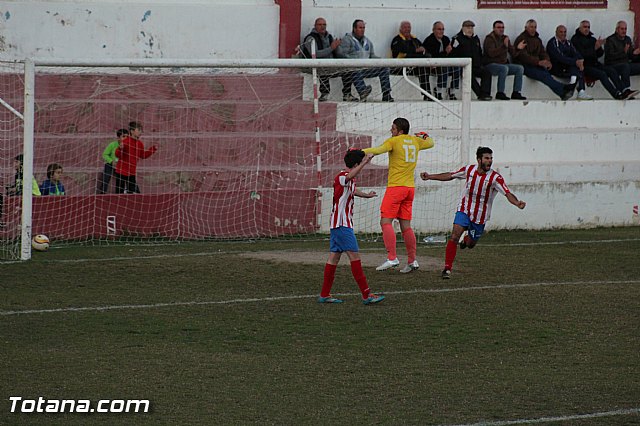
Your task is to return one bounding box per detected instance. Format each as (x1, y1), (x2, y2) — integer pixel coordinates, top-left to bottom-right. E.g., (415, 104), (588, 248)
(477, 0), (607, 8)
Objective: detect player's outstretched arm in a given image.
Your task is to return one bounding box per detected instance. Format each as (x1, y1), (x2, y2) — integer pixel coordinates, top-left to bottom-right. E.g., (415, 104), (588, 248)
(355, 189), (377, 198)
(506, 192), (526, 209)
(420, 171), (453, 182)
(346, 153), (373, 180)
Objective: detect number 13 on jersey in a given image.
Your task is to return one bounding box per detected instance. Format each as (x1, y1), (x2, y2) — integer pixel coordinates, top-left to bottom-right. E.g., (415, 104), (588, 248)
(402, 143), (417, 163)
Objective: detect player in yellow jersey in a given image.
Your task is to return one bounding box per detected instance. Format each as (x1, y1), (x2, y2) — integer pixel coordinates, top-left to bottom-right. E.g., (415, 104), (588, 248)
(363, 117), (435, 273)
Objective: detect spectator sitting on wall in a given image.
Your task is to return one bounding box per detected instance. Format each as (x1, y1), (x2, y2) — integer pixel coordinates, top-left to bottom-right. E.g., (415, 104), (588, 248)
(482, 20), (526, 100)
(298, 17), (352, 102)
(451, 20), (492, 101)
(40, 163), (65, 196)
(513, 19), (576, 100)
(547, 25), (593, 100)
(390, 20), (432, 100)
(336, 19), (394, 102)
(604, 20), (640, 99)
(6, 154), (40, 197)
(423, 21), (460, 100)
(571, 20), (636, 100)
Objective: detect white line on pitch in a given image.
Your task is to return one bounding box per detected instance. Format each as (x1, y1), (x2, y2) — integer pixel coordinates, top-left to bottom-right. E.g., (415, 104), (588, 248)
(1, 237), (639, 265)
(1, 279), (638, 316)
(446, 407), (640, 426)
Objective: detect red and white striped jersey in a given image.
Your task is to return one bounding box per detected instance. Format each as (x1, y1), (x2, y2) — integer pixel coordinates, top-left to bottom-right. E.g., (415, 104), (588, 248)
(451, 165), (510, 224)
(330, 171), (356, 229)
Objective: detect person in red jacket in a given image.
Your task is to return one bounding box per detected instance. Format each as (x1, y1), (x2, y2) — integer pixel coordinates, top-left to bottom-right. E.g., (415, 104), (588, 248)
(114, 121), (157, 194)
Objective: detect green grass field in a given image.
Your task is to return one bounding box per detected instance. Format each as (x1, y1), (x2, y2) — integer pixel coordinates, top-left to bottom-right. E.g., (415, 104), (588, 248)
(1, 227), (639, 425)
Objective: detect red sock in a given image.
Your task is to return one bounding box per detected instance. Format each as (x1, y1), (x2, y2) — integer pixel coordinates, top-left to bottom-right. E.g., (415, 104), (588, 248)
(381, 223), (397, 260)
(402, 228), (417, 264)
(350, 260), (370, 299)
(464, 235), (472, 247)
(444, 240), (458, 270)
(320, 263), (337, 297)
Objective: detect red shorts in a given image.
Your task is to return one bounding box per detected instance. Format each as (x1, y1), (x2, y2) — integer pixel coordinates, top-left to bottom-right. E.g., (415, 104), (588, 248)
(380, 186), (415, 220)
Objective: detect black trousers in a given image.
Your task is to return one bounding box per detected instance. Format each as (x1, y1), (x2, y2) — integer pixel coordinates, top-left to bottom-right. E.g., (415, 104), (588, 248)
(114, 172), (140, 194)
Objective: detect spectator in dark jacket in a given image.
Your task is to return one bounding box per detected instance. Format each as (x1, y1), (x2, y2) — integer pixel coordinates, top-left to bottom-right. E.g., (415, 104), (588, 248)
(391, 20), (431, 100)
(299, 17), (352, 102)
(571, 20), (635, 100)
(513, 19), (576, 100)
(423, 21), (460, 100)
(483, 20), (526, 100)
(451, 20), (492, 100)
(604, 20), (640, 98)
(547, 25), (593, 100)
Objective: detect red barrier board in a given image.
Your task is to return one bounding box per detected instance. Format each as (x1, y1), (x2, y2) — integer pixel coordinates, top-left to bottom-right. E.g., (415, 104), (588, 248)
(1, 191), (319, 241)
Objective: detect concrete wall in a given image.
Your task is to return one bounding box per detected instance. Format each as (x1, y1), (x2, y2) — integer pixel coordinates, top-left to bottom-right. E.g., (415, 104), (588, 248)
(0, 0), (279, 60)
(301, 0), (633, 60)
(327, 99), (640, 232)
(0, 0), (637, 232)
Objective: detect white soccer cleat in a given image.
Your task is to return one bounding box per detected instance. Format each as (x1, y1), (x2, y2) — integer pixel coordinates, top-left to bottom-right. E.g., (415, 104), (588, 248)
(376, 258), (400, 271)
(399, 260), (419, 274)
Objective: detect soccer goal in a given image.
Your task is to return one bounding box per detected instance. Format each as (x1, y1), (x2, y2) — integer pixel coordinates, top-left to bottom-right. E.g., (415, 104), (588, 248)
(0, 57), (471, 260)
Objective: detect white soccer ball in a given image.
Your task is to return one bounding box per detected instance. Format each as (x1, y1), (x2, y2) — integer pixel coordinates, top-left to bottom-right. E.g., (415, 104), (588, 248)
(32, 234), (50, 252)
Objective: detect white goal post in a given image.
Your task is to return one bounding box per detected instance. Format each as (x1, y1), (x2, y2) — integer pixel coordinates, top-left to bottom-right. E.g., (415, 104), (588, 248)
(6, 57), (471, 260)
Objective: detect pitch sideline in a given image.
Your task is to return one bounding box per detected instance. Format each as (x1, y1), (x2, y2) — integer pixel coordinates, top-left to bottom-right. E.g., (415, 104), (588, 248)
(1, 279), (638, 316)
(446, 407), (640, 426)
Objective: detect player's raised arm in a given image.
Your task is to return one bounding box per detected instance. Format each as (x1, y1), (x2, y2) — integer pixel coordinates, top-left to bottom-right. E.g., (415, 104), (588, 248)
(346, 152), (373, 180)
(355, 189), (377, 198)
(420, 171), (453, 181)
(362, 139), (393, 156)
(506, 192), (526, 209)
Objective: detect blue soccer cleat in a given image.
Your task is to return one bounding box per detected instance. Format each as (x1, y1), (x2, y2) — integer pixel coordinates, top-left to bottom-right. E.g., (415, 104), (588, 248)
(362, 293), (385, 305)
(317, 295), (343, 304)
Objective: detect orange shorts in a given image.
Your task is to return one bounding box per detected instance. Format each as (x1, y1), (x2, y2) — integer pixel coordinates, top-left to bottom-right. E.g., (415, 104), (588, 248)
(380, 186), (415, 220)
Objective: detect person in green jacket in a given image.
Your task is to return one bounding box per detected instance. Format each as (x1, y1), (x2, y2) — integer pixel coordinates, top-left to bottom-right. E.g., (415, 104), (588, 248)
(97, 129), (128, 194)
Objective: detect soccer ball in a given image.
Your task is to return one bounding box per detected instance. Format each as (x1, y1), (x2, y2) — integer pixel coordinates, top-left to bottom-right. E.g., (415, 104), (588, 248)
(32, 234), (50, 252)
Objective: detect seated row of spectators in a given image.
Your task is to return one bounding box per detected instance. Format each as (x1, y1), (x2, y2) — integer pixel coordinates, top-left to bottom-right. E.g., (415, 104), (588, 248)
(298, 18), (394, 102)
(300, 17), (640, 101)
(4, 155), (65, 197)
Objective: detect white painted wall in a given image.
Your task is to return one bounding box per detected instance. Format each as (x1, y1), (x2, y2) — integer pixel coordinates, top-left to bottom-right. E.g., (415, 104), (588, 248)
(302, 0), (633, 60)
(0, 0), (636, 231)
(0, 1), (279, 60)
(327, 99), (640, 232)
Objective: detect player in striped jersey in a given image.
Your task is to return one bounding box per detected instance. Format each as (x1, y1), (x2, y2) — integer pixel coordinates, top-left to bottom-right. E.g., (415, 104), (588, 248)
(318, 149), (385, 305)
(363, 117), (435, 273)
(421, 146), (526, 279)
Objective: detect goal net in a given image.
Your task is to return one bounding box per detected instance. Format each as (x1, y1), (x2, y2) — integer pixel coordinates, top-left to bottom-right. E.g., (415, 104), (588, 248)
(0, 58), (471, 260)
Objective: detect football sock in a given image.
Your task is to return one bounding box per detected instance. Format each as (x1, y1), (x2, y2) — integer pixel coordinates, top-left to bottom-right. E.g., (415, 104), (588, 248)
(402, 228), (417, 264)
(381, 223), (397, 260)
(350, 260), (370, 299)
(444, 240), (458, 270)
(464, 235), (472, 248)
(320, 263), (337, 297)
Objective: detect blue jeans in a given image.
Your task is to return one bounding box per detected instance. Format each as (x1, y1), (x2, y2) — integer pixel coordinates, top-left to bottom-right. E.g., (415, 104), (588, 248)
(484, 63), (524, 93)
(351, 67), (391, 96)
(523, 65), (565, 97)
